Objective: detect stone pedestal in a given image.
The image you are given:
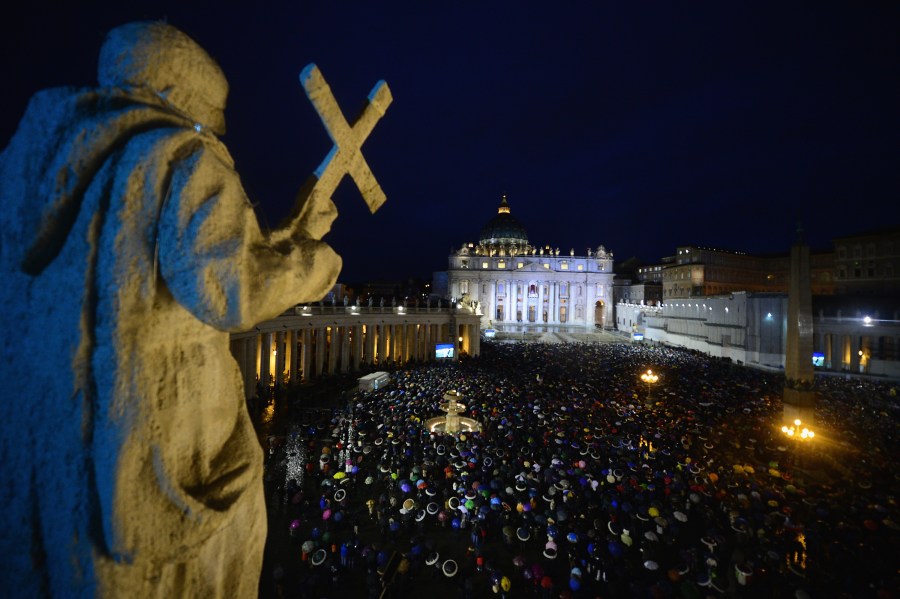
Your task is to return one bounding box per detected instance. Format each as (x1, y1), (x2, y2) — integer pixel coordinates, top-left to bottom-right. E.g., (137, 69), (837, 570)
(782, 387), (816, 427)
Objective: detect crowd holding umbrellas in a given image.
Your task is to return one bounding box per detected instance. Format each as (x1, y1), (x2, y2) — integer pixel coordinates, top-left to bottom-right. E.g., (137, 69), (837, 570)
(261, 341), (899, 598)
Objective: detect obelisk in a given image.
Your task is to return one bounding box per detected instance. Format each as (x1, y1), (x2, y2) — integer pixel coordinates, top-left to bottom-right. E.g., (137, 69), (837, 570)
(783, 225), (816, 426)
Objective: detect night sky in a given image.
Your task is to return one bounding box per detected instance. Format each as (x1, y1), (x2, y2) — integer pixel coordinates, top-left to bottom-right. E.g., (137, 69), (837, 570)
(2, 2), (898, 285)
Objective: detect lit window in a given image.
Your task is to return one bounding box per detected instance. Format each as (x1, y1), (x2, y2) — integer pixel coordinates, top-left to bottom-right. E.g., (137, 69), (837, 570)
(560, 262), (569, 270)
(543, 263), (550, 269)
(482, 261), (488, 269)
(498, 261), (506, 269)
(517, 262), (523, 269)
(577, 264), (584, 271)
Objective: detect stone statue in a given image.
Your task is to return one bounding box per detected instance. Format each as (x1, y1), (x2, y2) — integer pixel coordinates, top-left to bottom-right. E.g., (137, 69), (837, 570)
(368, 296), (374, 307)
(0, 21), (390, 598)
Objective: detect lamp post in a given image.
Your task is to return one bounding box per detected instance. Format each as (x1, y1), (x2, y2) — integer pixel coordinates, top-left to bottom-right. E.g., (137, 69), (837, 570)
(781, 418), (814, 469)
(640, 369), (659, 406)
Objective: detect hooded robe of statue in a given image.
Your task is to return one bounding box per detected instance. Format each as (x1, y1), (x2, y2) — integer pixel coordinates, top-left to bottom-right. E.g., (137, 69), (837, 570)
(0, 21), (340, 597)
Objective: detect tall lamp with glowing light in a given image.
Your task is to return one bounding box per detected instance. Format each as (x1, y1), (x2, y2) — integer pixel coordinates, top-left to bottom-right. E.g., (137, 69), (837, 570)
(782, 418), (815, 469)
(641, 369), (659, 405)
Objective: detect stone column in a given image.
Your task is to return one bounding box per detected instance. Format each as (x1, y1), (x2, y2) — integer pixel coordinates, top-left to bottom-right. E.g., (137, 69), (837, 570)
(275, 331), (285, 386)
(412, 323), (420, 362)
(340, 327), (351, 373)
(538, 281), (545, 323)
(452, 323), (460, 360)
(365, 323), (375, 365)
(511, 281), (518, 322)
(353, 324), (363, 370)
(301, 328), (312, 381)
(326, 327), (338, 374)
(315, 327), (326, 377)
(288, 330), (298, 383)
(490, 280), (497, 325)
(586, 282), (596, 327)
(424, 323), (432, 361)
(849, 335), (861, 373)
(377, 324), (388, 365)
(260, 332), (272, 387)
(395, 324), (403, 363)
(548, 283), (556, 324)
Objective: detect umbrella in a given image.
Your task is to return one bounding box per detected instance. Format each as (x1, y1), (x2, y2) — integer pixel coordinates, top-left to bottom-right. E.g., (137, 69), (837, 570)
(443, 559), (458, 577)
(333, 471), (346, 480)
(302, 540), (315, 554)
(322, 509), (332, 521)
(311, 549), (327, 566)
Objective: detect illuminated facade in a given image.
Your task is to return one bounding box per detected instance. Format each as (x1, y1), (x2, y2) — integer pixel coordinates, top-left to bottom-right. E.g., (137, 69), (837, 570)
(443, 195), (616, 329)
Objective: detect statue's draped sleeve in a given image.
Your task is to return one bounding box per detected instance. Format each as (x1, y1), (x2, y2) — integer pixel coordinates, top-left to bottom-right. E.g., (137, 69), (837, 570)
(158, 138), (342, 331)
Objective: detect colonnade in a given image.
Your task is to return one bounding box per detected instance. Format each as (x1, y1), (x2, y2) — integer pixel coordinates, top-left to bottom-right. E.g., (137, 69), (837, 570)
(815, 328), (899, 374)
(229, 307), (482, 399)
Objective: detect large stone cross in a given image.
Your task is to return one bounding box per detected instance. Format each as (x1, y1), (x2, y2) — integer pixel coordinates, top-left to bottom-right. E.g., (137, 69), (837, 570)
(292, 64), (392, 239)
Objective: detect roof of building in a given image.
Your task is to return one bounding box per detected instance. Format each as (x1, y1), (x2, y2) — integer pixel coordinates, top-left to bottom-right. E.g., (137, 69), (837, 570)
(478, 195), (529, 246)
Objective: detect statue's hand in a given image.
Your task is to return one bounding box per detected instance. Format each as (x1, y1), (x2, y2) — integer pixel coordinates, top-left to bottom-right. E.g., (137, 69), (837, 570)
(291, 187), (337, 241)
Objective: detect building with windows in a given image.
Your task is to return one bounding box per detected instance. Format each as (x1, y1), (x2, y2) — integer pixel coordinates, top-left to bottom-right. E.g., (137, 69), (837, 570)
(833, 226), (900, 296)
(442, 195), (617, 328)
(661, 245), (835, 299)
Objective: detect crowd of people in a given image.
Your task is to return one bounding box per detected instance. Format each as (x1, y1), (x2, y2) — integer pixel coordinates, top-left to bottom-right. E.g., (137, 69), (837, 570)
(259, 341), (899, 598)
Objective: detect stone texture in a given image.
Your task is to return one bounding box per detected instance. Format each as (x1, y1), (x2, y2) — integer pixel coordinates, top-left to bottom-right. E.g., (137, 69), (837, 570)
(0, 21), (374, 598)
(783, 234), (817, 425)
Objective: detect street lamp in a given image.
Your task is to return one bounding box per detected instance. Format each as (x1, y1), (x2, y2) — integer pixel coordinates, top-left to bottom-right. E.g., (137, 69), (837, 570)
(781, 419), (814, 440)
(782, 418), (815, 469)
(640, 369), (659, 405)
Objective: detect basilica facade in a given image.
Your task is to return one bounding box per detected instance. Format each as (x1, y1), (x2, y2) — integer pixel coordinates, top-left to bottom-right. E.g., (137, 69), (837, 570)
(445, 195), (616, 329)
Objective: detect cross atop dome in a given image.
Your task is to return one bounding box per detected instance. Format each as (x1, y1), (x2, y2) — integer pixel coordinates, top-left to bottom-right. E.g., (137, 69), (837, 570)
(498, 193), (511, 214)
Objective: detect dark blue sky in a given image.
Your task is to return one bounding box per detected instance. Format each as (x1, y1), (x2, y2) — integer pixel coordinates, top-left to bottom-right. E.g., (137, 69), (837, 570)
(2, 2), (898, 284)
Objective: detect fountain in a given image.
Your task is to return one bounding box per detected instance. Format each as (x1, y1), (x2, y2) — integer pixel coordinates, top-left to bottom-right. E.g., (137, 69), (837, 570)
(425, 390), (481, 434)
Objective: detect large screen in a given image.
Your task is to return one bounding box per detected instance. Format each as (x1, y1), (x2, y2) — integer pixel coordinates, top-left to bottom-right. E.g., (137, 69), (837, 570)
(435, 343), (454, 359)
(812, 352), (824, 367)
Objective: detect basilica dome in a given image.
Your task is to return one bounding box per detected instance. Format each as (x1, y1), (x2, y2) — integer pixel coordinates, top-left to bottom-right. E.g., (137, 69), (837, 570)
(478, 195), (529, 246)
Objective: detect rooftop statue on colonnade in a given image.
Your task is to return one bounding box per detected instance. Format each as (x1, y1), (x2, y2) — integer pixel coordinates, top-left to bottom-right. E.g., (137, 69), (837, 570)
(0, 21), (391, 598)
